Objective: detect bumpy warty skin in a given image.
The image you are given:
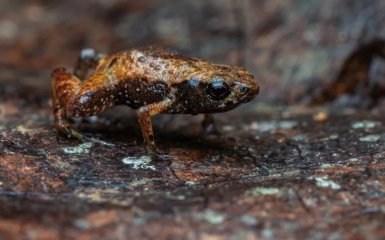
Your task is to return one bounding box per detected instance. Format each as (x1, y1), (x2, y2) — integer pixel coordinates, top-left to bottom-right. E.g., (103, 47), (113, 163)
(79, 47), (260, 115)
(51, 46), (259, 145)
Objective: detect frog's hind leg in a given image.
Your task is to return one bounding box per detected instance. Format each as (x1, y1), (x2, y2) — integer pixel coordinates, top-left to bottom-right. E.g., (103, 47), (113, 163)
(51, 67), (113, 140)
(51, 68), (84, 140)
(74, 48), (105, 80)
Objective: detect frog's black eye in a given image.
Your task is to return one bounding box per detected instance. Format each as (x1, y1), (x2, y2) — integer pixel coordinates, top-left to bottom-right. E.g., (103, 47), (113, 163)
(205, 80), (231, 101)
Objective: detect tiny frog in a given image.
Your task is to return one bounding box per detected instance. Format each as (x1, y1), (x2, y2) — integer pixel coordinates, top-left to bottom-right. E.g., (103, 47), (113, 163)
(51, 47), (259, 145)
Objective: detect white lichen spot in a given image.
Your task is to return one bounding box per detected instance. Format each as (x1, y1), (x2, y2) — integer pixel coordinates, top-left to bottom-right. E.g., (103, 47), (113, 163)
(245, 120), (297, 132)
(262, 228), (274, 239)
(239, 215), (258, 226)
(290, 134), (307, 141)
(222, 125), (235, 132)
(185, 181), (197, 186)
(348, 157), (359, 162)
(197, 209), (226, 224)
(129, 178), (159, 187)
(320, 134), (339, 141)
(73, 219), (90, 229)
(75, 188), (133, 207)
(122, 156), (155, 170)
(87, 137), (115, 147)
(246, 187), (281, 196)
(359, 135), (381, 142)
(321, 163), (333, 169)
(352, 120), (381, 129)
(62, 142), (93, 154)
(309, 176), (341, 190)
(165, 193), (186, 200)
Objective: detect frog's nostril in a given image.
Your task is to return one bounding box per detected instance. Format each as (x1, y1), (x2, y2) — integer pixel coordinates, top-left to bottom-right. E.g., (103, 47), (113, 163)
(243, 88), (249, 96)
(239, 85), (248, 94)
(239, 85), (259, 102)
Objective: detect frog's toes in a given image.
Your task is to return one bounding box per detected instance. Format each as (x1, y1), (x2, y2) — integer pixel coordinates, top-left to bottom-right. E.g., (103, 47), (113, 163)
(68, 129), (84, 141)
(203, 124), (221, 136)
(56, 125), (84, 141)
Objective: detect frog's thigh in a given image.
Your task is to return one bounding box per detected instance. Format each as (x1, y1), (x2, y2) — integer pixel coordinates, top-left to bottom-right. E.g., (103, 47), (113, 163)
(52, 68), (111, 117)
(51, 68), (85, 139)
(137, 99), (173, 145)
(52, 68), (82, 108)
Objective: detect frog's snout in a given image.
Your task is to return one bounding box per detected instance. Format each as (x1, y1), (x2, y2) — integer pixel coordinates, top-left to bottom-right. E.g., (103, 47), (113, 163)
(249, 81), (260, 97)
(236, 81), (259, 103)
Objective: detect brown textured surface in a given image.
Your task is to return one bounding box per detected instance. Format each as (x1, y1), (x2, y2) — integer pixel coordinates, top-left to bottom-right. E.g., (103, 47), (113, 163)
(1, 1), (385, 239)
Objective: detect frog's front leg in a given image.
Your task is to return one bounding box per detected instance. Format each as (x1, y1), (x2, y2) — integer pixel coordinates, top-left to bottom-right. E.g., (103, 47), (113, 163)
(137, 99), (173, 145)
(202, 114), (219, 135)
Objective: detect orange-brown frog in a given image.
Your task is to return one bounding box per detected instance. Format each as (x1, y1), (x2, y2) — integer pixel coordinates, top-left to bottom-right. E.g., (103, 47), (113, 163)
(51, 47), (259, 145)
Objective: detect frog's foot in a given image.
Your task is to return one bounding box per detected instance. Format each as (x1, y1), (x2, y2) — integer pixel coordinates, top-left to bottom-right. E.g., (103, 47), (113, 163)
(204, 124), (220, 136)
(145, 143), (161, 156)
(55, 124), (84, 141)
(202, 114), (220, 136)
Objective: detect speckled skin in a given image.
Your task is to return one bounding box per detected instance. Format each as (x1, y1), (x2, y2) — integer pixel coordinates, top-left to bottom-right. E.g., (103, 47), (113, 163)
(51, 47), (259, 145)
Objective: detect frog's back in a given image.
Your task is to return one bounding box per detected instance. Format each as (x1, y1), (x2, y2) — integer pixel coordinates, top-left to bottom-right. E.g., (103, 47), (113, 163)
(89, 46), (256, 110)
(128, 47), (201, 83)
(132, 47), (198, 62)
(96, 47), (215, 85)
(88, 48), (181, 109)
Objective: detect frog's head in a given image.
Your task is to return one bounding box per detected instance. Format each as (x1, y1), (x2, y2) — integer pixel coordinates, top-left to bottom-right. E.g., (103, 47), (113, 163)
(172, 65), (259, 114)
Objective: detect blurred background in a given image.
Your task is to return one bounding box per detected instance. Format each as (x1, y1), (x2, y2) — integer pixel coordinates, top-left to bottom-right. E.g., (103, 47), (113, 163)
(1, 0), (385, 105)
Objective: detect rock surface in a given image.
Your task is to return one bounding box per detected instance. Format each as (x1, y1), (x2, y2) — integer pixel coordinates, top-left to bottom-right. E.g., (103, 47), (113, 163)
(1, 1), (385, 239)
